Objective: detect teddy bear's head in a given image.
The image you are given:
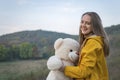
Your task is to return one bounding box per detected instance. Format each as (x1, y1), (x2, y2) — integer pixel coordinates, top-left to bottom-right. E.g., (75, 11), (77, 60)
(54, 38), (79, 61)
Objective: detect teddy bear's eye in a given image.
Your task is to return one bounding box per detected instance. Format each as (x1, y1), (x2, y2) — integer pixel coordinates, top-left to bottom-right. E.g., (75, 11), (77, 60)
(70, 49), (73, 52)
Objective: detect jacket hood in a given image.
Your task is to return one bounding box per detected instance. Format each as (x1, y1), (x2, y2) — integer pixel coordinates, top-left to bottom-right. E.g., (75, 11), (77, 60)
(87, 36), (103, 46)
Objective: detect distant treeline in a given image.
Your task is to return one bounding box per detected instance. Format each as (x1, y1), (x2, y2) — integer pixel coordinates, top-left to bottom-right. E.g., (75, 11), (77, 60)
(0, 42), (51, 61)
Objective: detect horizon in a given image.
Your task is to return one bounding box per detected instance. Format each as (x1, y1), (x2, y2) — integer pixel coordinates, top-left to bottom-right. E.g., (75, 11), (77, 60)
(0, 24), (117, 36)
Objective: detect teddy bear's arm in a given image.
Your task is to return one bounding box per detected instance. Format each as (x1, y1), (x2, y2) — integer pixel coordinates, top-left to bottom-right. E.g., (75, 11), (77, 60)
(47, 56), (63, 70)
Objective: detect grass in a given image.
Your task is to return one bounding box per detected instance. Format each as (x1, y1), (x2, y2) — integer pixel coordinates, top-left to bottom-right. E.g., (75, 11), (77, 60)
(0, 60), (49, 80)
(0, 55), (120, 80)
(107, 56), (120, 80)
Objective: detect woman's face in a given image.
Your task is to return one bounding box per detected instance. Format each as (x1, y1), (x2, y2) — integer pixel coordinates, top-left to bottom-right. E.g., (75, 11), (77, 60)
(80, 14), (93, 36)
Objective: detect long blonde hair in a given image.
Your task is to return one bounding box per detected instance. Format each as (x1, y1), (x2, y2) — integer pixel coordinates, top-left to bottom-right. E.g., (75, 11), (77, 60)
(79, 12), (109, 57)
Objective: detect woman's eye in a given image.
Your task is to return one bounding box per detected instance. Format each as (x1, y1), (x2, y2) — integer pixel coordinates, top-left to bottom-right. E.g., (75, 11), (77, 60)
(86, 22), (91, 25)
(70, 49), (73, 52)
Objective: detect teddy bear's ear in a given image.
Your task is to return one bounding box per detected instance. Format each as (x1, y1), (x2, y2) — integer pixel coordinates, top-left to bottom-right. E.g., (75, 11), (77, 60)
(54, 38), (63, 50)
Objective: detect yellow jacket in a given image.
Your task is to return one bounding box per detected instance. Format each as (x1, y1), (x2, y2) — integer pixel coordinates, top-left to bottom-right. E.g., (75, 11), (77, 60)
(64, 36), (109, 80)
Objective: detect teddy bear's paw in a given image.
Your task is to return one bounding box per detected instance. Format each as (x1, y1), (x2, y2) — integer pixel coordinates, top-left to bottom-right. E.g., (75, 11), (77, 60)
(68, 51), (78, 62)
(47, 56), (63, 70)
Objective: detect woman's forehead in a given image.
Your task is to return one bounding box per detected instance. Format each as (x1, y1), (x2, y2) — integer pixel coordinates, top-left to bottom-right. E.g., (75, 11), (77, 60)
(81, 14), (91, 22)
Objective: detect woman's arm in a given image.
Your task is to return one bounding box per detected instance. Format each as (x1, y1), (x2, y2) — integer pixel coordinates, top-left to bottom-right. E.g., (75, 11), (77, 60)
(64, 39), (101, 78)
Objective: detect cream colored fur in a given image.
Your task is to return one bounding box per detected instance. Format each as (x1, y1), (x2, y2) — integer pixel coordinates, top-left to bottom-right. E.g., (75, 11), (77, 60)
(46, 38), (80, 80)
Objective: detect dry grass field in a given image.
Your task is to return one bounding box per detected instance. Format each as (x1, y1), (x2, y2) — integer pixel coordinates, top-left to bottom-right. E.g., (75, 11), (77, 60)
(0, 60), (49, 80)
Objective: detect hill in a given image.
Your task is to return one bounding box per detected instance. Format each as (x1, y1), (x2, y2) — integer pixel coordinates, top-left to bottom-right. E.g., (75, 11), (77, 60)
(0, 30), (78, 45)
(0, 29), (78, 60)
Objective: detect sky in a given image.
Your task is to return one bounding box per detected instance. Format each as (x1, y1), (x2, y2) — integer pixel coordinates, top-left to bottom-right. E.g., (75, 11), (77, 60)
(0, 0), (120, 36)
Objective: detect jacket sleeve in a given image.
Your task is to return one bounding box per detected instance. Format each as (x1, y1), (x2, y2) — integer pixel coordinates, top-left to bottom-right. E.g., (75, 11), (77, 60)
(64, 39), (100, 78)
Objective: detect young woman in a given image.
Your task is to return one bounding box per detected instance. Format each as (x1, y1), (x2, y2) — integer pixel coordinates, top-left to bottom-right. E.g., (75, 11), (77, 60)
(61, 12), (110, 80)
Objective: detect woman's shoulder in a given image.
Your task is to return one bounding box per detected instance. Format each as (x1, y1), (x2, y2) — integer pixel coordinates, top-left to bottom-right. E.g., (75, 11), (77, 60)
(87, 36), (103, 43)
(86, 36), (103, 48)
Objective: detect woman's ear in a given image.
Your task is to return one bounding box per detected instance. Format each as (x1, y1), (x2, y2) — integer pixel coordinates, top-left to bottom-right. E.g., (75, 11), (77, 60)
(54, 38), (63, 50)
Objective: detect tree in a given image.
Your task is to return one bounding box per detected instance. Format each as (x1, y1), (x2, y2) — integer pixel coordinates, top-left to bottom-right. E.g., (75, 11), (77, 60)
(7, 45), (20, 60)
(19, 42), (33, 59)
(0, 45), (8, 61)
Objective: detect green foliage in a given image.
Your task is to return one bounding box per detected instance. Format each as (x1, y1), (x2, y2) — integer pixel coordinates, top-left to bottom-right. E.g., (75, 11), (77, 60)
(0, 45), (9, 61)
(19, 42), (33, 59)
(7, 45), (20, 60)
(0, 43), (40, 61)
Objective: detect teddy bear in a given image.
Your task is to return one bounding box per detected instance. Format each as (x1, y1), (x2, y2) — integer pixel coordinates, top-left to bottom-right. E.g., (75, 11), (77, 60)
(46, 38), (80, 80)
